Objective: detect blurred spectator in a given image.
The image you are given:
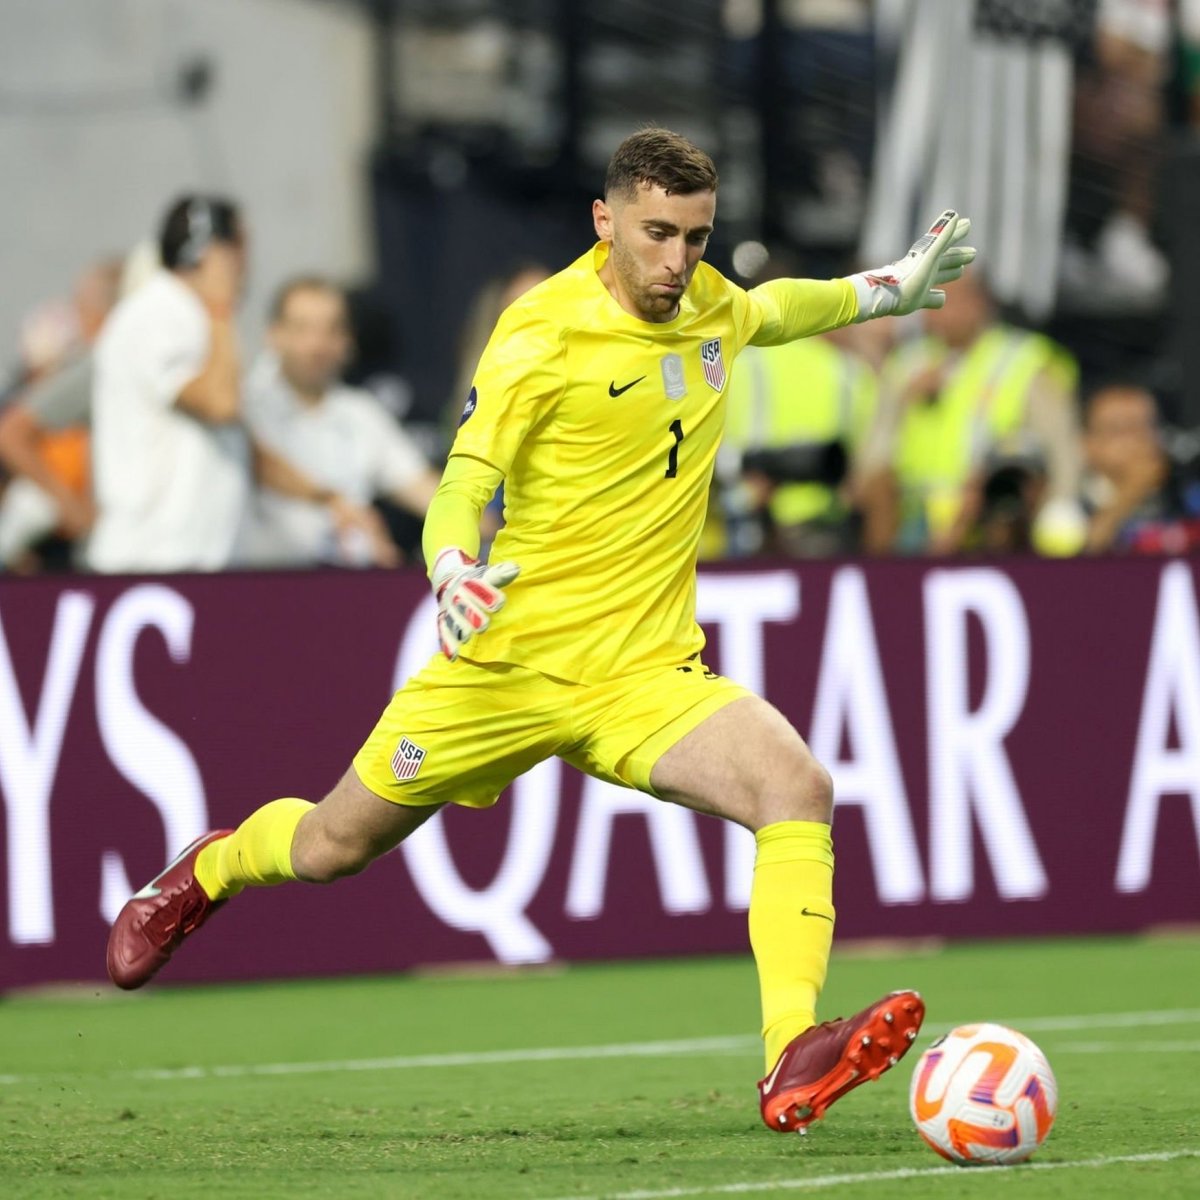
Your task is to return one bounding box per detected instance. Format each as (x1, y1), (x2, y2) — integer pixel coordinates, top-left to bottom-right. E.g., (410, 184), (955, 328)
(1081, 381), (1200, 553)
(241, 277), (440, 568)
(2, 259), (121, 395)
(720, 332), (877, 558)
(86, 196), (384, 574)
(858, 271), (1085, 556)
(0, 258), (123, 571)
(1063, 0), (1173, 308)
(0, 358), (95, 572)
(86, 196), (251, 572)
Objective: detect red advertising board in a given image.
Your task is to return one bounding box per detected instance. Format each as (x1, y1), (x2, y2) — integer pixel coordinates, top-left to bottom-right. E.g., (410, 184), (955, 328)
(2, 559), (1198, 989)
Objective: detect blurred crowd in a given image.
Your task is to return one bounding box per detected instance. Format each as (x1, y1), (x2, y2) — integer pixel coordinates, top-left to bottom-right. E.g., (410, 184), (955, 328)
(3, 0), (1200, 574)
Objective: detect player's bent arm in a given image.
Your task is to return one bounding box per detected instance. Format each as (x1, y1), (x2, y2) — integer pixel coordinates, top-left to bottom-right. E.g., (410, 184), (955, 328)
(252, 439), (400, 566)
(423, 454), (518, 660)
(175, 313), (240, 424)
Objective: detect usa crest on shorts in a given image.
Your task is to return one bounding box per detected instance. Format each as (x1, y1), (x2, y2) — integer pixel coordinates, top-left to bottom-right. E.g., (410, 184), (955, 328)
(700, 337), (726, 391)
(391, 736), (427, 781)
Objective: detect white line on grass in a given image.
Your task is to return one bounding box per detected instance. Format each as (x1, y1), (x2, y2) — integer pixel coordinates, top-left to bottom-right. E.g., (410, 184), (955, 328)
(1050, 1039), (1200, 1054)
(4, 1006), (1200, 1086)
(943, 1007), (1200, 1034)
(545, 1149), (1200, 1200)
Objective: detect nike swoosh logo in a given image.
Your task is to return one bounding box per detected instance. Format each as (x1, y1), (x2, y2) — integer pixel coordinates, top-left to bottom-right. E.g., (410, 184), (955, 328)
(801, 907), (833, 922)
(608, 376), (645, 397)
(761, 1055), (786, 1095)
(129, 834), (209, 900)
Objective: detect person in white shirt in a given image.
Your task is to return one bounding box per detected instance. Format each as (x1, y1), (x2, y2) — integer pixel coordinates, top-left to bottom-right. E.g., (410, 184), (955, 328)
(87, 197), (385, 573)
(243, 277), (439, 567)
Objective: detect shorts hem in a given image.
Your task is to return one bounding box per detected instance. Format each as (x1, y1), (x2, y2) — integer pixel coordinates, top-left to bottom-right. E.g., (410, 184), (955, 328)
(622, 685), (751, 796)
(351, 757), (450, 809)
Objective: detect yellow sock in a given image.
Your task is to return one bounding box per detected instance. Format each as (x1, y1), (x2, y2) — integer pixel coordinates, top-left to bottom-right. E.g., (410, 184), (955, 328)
(749, 819), (835, 1074)
(194, 797), (314, 901)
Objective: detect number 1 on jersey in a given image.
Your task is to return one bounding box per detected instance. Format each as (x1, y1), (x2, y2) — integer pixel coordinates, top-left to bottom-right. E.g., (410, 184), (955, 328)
(665, 419), (684, 478)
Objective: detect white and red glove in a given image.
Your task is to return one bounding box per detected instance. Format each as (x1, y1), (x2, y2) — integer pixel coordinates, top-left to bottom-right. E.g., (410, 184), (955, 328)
(430, 547), (520, 661)
(847, 210), (976, 322)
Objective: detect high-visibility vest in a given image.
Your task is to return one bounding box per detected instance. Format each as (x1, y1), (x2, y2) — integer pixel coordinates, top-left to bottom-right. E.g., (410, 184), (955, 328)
(724, 337), (876, 526)
(885, 326), (1077, 537)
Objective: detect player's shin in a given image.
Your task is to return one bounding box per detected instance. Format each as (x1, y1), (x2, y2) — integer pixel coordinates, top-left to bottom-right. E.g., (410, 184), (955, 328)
(749, 820), (836, 1073)
(193, 797), (315, 900)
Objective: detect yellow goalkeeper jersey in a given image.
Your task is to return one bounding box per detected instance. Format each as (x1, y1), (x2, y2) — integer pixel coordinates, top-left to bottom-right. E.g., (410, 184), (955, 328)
(444, 242), (859, 683)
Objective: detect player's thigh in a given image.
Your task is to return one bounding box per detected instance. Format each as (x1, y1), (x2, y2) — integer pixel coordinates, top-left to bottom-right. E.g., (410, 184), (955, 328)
(564, 659), (749, 797)
(648, 693), (833, 830)
(353, 653), (565, 811)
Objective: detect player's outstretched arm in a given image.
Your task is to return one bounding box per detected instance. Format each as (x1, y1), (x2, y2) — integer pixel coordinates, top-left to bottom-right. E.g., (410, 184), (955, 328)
(846, 210), (976, 322)
(430, 547), (520, 661)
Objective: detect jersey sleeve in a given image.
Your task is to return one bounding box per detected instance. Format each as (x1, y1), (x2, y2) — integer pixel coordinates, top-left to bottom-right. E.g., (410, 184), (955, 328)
(421, 453), (504, 569)
(740, 277), (860, 347)
(449, 304), (565, 474)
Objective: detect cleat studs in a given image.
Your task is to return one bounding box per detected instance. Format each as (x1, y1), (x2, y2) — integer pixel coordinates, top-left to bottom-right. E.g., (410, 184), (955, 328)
(905, 1029), (917, 1041)
(888, 1055), (898, 1066)
(778, 1114), (788, 1126)
(884, 1011), (894, 1024)
(861, 1035), (872, 1046)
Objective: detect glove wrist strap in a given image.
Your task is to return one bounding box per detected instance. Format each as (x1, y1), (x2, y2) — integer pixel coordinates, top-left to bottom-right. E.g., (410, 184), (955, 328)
(431, 546), (477, 594)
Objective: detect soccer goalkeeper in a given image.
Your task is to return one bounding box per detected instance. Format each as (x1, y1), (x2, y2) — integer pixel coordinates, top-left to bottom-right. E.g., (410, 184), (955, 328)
(107, 128), (974, 1134)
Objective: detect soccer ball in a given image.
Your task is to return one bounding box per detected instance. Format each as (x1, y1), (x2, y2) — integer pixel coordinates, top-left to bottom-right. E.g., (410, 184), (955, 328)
(909, 1023), (1057, 1165)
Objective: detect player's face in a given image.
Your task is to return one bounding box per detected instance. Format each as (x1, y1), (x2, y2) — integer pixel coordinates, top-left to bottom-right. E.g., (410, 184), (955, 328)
(270, 288), (352, 398)
(593, 184), (716, 322)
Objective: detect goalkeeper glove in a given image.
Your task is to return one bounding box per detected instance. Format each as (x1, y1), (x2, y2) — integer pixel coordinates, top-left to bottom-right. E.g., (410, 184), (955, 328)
(847, 210), (976, 322)
(430, 547), (520, 661)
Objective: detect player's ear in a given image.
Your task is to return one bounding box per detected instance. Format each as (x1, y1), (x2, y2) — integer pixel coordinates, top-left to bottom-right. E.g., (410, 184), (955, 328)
(593, 197), (614, 243)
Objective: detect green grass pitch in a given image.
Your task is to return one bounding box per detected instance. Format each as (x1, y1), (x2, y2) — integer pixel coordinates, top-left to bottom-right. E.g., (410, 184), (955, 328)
(3, 935), (1199, 1199)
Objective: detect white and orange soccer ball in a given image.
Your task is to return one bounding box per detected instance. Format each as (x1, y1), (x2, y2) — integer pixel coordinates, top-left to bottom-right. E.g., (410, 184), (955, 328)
(909, 1023), (1057, 1165)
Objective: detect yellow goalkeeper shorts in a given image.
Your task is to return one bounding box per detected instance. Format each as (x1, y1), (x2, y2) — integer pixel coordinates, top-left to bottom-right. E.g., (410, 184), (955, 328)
(352, 652), (750, 808)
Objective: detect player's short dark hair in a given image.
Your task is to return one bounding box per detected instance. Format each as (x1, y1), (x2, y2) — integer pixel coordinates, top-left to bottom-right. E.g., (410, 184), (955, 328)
(604, 127), (718, 202)
(159, 195), (242, 270)
(269, 275), (348, 324)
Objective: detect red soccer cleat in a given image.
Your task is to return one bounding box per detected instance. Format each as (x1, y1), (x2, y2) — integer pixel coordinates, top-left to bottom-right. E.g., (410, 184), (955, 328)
(106, 830), (233, 990)
(759, 989), (925, 1133)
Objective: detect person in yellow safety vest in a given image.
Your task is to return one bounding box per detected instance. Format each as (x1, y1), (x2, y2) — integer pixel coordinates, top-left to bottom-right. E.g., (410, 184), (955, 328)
(857, 271), (1085, 556)
(718, 332), (878, 557)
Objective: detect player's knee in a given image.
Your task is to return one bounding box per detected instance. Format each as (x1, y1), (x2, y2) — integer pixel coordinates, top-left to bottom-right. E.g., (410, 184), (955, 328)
(803, 757), (835, 821)
(754, 752), (833, 828)
(292, 828), (374, 884)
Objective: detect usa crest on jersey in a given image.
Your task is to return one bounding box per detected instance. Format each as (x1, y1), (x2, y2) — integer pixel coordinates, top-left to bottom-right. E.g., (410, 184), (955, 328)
(391, 736), (427, 781)
(700, 337), (726, 391)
